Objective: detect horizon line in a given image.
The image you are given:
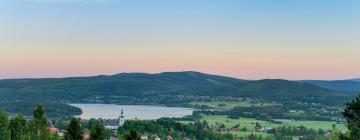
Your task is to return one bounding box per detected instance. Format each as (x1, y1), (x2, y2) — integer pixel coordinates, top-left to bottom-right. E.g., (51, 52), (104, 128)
(0, 70), (358, 81)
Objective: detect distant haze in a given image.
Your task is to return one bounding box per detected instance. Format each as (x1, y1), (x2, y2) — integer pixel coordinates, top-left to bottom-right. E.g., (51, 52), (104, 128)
(1, 0), (359, 80)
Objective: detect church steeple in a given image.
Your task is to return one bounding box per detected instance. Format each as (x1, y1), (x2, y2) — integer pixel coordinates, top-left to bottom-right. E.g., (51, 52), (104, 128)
(118, 109), (125, 126)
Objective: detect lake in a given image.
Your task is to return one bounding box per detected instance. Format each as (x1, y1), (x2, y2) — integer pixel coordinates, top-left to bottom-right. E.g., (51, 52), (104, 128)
(70, 104), (193, 120)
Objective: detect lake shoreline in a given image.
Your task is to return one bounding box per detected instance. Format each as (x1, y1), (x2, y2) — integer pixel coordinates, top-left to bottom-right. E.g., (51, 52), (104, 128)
(69, 103), (194, 120)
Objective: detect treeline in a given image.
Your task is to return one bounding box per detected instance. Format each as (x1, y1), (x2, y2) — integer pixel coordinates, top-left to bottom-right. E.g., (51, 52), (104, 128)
(0, 105), (114, 140)
(119, 119), (233, 140)
(193, 103), (342, 121)
(268, 125), (341, 140)
(243, 93), (360, 140)
(0, 104), (233, 140)
(0, 105), (61, 140)
(228, 106), (336, 121)
(0, 102), (82, 118)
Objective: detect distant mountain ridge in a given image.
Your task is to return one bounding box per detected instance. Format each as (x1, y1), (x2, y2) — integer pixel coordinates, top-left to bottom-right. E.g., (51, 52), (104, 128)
(349, 78), (360, 82)
(0, 71), (353, 105)
(300, 80), (360, 94)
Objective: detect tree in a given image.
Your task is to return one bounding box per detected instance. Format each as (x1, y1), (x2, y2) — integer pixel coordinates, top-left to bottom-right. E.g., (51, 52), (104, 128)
(90, 121), (106, 140)
(87, 118), (98, 130)
(255, 122), (262, 132)
(9, 115), (27, 140)
(64, 118), (84, 140)
(0, 112), (11, 140)
(29, 105), (51, 140)
(342, 94), (360, 140)
(125, 129), (140, 140)
(51, 133), (61, 140)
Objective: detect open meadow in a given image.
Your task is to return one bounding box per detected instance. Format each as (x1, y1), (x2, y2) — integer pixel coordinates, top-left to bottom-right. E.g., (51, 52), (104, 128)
(179, 115), (347, 138)
(190, 99), (277, 110)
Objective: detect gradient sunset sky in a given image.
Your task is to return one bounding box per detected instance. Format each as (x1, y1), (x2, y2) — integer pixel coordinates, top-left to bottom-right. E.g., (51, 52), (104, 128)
(1, 0), (359, 80)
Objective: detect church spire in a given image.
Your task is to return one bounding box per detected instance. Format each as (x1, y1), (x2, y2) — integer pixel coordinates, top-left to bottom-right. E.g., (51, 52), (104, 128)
(118, 109), (125, 126)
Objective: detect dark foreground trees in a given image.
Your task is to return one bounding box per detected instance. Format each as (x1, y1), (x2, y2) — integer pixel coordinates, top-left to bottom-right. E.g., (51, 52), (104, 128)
(65, 118), (84, 140)
(124, 129), (140, 140)
(120, 119), (233, 140)
(29, 105), (51, 140)
(90, 120), (106, 140)
(0, 105), (59, 140)
(0, 112), (10, 140)
(342, 94), (360, 140)
(9, 115), (27, 140)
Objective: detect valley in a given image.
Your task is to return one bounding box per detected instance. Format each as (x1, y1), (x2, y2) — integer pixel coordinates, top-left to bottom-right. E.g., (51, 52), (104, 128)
(0, 71), (359, 139)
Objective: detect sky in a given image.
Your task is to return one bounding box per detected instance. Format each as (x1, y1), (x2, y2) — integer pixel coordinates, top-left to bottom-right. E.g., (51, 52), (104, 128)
(0, 0), (359, 80)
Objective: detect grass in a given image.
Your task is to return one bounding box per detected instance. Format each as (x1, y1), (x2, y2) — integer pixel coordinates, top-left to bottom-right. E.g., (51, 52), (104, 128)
(178, 115), (348, 137)
(228, 131), (270, 137)
(199, 115), (276, 138)
(176, 121), (193, 124)
(200, 115), (280, 131)
(276, 119), (347, 132)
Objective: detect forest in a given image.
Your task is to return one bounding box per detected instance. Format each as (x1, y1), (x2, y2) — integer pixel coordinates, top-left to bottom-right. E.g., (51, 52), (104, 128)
(0, 94), (359, 140)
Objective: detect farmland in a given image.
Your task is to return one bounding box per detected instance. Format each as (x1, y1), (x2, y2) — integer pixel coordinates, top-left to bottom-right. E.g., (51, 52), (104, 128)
(190, 99), (277, 110)
(179, 115), (347, 138)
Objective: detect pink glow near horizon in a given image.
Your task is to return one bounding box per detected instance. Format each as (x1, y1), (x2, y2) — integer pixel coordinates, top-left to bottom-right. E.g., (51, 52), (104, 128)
(1, 45), (359, 80)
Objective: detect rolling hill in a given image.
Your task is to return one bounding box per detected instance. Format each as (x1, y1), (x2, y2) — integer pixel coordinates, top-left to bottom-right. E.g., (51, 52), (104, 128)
(0, 71), (352, 106)
(349, 78), (360, 82)
(300, 80), (360, 94)
(204, 79), (350, 105)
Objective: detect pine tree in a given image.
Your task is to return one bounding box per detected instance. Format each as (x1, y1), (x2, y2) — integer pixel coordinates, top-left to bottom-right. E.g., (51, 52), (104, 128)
(64, 118), (84, 140)
(51, 133), (61, 140)
(0, 112), (11, 140)
(343, 94), (360, 140)
(90, 121), (106, 140)
(9, 115), (27, 140)
(125, 129), (140, 140)
(29, 105), (51, 140)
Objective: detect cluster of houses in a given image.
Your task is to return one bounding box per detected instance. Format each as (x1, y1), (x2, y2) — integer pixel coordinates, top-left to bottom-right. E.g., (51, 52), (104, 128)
(48, 109), (126, 140)
(47, 109), (335, 140)
(49, 127), (91, 139)
(48, 109), (190, 140)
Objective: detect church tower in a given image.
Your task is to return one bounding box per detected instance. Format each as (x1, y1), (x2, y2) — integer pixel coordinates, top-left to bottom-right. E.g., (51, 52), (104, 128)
(118, 109), (125, 126)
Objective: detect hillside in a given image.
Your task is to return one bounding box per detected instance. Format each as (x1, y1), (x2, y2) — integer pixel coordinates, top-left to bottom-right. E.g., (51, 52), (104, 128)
(349, 78), (360, 82)
(205, 79), (350, 105)
(0, 71), (242, 103)
(300, 80), (360, 93)
(0, 71), (351, 106)
(0, 102), (82, 118)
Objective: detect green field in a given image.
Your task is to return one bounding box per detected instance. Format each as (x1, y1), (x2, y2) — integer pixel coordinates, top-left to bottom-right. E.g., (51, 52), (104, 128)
(190, 100), (276, 110)
(228, 131), (270, 137)
(275, 119), (347, 132)
(178, 115), (348, 137)
(200, 115), (279, 131)
(198, 115), (275, 137)
(201, 115), (346, 131)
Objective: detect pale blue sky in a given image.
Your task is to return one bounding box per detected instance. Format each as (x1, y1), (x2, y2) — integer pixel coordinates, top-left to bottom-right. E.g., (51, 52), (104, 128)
(2, 0), (359, 43)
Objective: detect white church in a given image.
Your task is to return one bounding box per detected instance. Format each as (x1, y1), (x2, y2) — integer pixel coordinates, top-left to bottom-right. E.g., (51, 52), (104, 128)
(105, 109), (125, 130)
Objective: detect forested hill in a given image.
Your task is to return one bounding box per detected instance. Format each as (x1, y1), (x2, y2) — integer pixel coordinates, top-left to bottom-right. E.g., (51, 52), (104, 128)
(206, 79), (350, 105)
(300, 80), (360, 93)
(0, 102), (82, 118)
(0, 71), (353, 105)
(349, 78), (360, 82)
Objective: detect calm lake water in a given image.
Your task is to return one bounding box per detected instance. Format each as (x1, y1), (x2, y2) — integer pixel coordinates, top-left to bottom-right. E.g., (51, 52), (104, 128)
(70, 104), (193, 120)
